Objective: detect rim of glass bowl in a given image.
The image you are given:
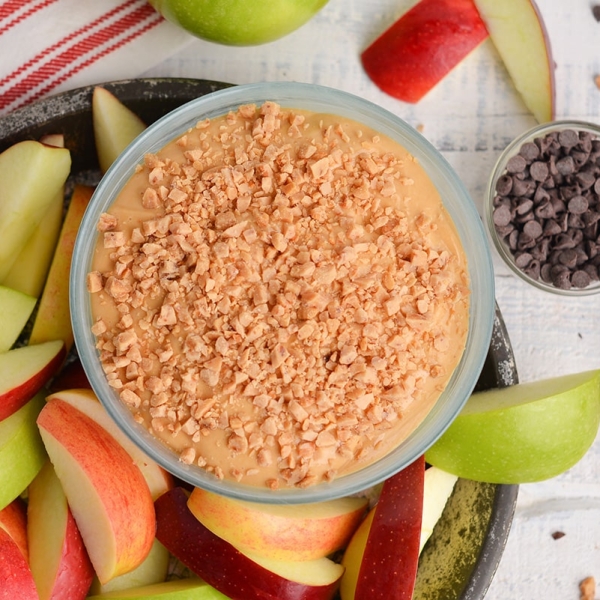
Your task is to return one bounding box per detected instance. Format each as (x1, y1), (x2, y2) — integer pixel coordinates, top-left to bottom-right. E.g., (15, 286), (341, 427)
(70, 81), (495, 504)
(484, 119), (600, 297)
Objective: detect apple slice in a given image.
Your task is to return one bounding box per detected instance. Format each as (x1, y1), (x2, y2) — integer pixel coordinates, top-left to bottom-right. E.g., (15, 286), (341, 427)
(28, 185), (94, 353)
(93, 87), (146, 173)
(473, 0), (555, 122)
(361, 0), (489, 103)
(37, 398), (156, 584)
(187, 487), (367, 561)
(420, 466), (458, 552)
(48, 388), (174, 500)
(2, 137), (65, 298)
(0, 522), (38, 599)
(340, 456), (425, 600)
(426, 369), (600, 483)
(156, 487), (343, 600)
(27, 460), (94, 600)
(88, 539), (169, 595)
(0, 497), (29, 561)
(87, 577), (228, 599)
(0, 339), (66, 422)
(0, 393), (46, 511)
(0, 285), (36, 353)
(0, 140), (71, 281)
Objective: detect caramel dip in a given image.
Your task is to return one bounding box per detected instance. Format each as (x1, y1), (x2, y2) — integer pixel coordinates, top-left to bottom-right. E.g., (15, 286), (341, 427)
(87, 101), (470, 490)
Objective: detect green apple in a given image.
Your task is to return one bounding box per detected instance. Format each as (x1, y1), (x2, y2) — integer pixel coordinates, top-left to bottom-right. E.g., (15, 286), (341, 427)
(93, 87), (147, 174)
(426, 370), (600, 483)
(148, 0), (329, 46)
(0, 392), (47, 511)
(0, 285), (36, 353)
(86, 578), (228, 599)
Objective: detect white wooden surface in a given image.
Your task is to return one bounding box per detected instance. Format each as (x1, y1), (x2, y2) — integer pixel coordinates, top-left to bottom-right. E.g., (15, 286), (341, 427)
(138, 0), (600, 596)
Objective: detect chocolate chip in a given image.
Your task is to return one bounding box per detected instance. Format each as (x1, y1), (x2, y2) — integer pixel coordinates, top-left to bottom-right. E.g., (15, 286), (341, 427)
(506, 154), (527, 173)
(515, 252), (533, 268)
(495, 174), (513, 195)
(530, 161), (549, 181)
(493, 204), (512, 227)
(519, 142), (540, 161)
(558, 129), (579, 149)
(523, 220), (543, 239)
(568, 195), (589, 214)
(571, 270), (591, 288)
(556, 155), (575, 175)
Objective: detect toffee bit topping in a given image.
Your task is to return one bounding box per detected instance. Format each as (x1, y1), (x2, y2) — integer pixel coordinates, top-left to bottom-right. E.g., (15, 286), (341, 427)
(88, 101), (469, 490)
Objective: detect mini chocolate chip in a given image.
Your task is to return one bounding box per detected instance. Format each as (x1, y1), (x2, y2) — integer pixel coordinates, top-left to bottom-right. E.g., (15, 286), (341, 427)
(493, 204), (512, 227)
(559, 248), (578, 268)
(582, 263), (599, 281)
(534, 185), (551, 203)
(519, 142), (540, 161)
(496, 224), (515, 239)
(571, 150), (590, 167)
(515, 252), (533, 268)
(495, 174), (513, 195)
(530, 161), (549, 181)
(523, 220), (543, 239)
(568, 195), (589, 214)
(541, 262), (553, 282)
(508, 229), (519, 250)
(571, 270), (591, 288)
(582, 210), (600, 226)
(554, 233), (576, 250)
(568, 213), (585, 229)
(516, 199), (534, 215)
(534, 199), (555, 219)
(543, 219), (562, 236)
(552, 268), (572, 289)
(517, 231), (536, 250)
(571, 229), (584, 246)
(524, 260), (541, 280)
(556, 155), (575, 175)
(576, 170), (596, 190)
(531, 238), (550, 261)
(558, 129), (579, 149)
(512, 177), (533, 197)
(594, 178), (600, 195)
(506, 154), (527, 173)
(560, 184), (581, 200)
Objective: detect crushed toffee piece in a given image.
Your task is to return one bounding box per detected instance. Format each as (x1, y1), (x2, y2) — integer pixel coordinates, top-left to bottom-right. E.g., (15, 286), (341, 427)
(88, 101), (470, 489)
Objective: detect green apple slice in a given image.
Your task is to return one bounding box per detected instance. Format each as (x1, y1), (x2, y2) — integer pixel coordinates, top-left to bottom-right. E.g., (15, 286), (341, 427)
(86, 577), (228, 599)
(0, 286), (36, 353)
(426, 370), (600, 483)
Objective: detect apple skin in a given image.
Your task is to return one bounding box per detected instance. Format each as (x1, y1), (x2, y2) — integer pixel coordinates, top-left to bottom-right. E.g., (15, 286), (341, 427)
(473, 0), (555, 122)
(426, 370), (600, 483)
(27, 460), (94, 600)
(37, 398), (156, 584)
(48, 388), (174, 500)
(156, 487), (342, 600)
(187, 486), (367, 561)
(28, 185), (94, 353)
(0, 285), (37, 353)
(0, 339), (66, 422)
(0, 525), (38, 599)
(86, 577), (229, 599)
(0, 392), (47, 511)
(148, 0), (329, 46)
(341, 456), (425, 600)
(0, 497), (29, 561)
(361, 0), (489, 103)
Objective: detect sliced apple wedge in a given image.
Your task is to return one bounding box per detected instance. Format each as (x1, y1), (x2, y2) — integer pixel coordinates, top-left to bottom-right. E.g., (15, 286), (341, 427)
(48, 388), (174, 500)
(37, 398), (156, 584)
(0, 140), (71, 281)
(28, 185), (94, 352)
(361, 0), (489, 103)
(188, 487), (367, 561)
(420, 466), (458, 552)
(0, 392), (46, 511)
(0, 285), (37, 353)
(473, 0), (555, 122)
(27, 460), (94, 600)
(0, 523), (38, 599)
(156, 487), (343, 600)
(2, 136), (66, 298)
(93, 86), (146, 173)
(0, 497), (29, 561)
(0, 340), (65, 422)
(87, 577), (228, 599)
(426, 370), (600, 483)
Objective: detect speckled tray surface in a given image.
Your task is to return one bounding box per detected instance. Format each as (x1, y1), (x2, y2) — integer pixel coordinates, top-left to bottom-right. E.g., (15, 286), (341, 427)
(0, 77), (519, 600)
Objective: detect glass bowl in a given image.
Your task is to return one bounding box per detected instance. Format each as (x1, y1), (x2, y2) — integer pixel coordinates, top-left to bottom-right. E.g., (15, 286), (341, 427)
(70, 81), (495, 504)
(484, 120), (600, 296)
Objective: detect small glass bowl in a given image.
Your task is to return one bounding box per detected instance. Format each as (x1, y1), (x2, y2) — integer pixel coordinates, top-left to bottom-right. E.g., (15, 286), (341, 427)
(71, 81), (495, 504)
(484, 120), (600, 296)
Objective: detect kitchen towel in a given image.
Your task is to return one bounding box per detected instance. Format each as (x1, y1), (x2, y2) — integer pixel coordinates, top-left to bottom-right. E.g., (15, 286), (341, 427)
(0, 0), (193, 115)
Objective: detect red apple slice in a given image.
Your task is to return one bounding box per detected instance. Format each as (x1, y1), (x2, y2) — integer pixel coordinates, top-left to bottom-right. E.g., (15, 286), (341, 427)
(37, 398), (156, 584)
(0, 393), (46, 511)
(48, 388), (174, 500)
(28, 185), (94, 353)
(187, 486), (367, 561)
(0, 497), (29, 561)
(27, 460), (94, 600)
(156, 487), (342, 600)
(0, 339), (66, 422)
(0, 524), (38, 599)
(341, 456), (425, 600)
(0, 285), (36, 353)
(361, 0), (489, 103)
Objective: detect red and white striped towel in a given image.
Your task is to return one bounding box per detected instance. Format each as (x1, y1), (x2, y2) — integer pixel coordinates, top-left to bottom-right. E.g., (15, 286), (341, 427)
(0, 0), (193, 115)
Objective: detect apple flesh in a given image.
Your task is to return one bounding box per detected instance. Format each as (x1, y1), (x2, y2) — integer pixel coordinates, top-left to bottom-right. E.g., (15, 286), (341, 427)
(0, 339), (66, 422)
(148, 0), (329, 46)
(27, 460), (94, 600)
(93, 87), (147, 174)
(37, 398), (156, 584)
(48, 388), (174, 500)
(361, 0), (489, 103)
(420, 467), (458, 552)
(474, 0), (555, 122)
(340, 456), (425, 600)
(28, 185), (94, 353)
(86, 578), (229, 599)
(156, 487), (342, 600)
(426, 370), (600, 483)
(0, 285), (36, 353)
(0, 140), (71, 281)
(0, 393), (46, 511)
(187, 486), (367, 561)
